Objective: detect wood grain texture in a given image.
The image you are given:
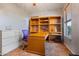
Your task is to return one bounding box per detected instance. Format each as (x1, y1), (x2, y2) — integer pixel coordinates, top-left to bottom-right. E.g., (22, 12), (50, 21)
(25, 36), (45, 56)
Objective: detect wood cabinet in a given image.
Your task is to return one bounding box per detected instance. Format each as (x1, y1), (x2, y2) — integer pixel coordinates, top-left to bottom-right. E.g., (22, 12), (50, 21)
(29, 16), (62, 36)
(26, 16), (62, 55)
(26, 36), (45, 55)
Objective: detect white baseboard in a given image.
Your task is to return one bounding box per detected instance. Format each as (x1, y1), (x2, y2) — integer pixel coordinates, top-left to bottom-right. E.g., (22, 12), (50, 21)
(64, 42), (75, 54)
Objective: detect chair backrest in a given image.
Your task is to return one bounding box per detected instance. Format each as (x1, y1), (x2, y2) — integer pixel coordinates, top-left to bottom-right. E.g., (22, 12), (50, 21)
(22, 30), (28, 41)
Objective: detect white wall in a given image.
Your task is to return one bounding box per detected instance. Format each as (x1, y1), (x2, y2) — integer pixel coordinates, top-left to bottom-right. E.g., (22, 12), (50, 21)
(0, 4), (29, 31)
(64, 4), (79, 55)
(22, 16), (30, 30)
(71, 4), (79, 55)
(30, 9), (63, 16)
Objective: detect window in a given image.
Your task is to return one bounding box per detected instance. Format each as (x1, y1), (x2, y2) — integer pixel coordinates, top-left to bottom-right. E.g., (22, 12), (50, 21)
(64, 5), (72, 39)
(64, 19), (72, 39)
(66, 20), (71, 39)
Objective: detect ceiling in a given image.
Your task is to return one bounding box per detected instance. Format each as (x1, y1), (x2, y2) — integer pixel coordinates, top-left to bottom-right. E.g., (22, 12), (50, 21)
(15, 3), (65, 13)
(0, 3), (65, 15)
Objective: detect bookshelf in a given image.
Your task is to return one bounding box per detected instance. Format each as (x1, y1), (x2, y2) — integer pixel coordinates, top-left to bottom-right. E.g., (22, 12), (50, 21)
(29, 16), (62, 36)
(30, 18), (39, 33)
(27, 16), (62, 55)
(40, 17), (49, 33)
(49, 16), (62, 35)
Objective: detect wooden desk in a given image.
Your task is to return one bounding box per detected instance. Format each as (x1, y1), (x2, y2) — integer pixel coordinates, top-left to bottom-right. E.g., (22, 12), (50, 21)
(26, 36), (45, 56)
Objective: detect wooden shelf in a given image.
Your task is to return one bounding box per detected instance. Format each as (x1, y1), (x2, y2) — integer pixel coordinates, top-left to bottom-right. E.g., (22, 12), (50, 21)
(30, 24), (39, 26)
(49, 16), (61, 19)
(49, 23), (61, 25)
(40, 24), (48, 25)
(28, 16), (62, 55)
(30, 30), (38, 32)
(40, 20), (48, 22)
(50, 32), (62, 34)
(29, 16), (62, 36)
(49, 34), (62, 36)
